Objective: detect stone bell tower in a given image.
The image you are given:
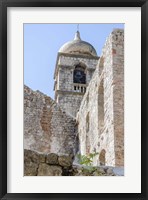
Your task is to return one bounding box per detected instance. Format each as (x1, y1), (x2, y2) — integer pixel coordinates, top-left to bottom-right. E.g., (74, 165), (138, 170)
(54, 31), (99, 117)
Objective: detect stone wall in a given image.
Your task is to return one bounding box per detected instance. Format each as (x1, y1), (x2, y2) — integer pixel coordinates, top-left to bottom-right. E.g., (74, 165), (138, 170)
(76, 66), (100, 165)
(24, 149), (124, 176)
(112, 31), (124, 166)
(56, 92), (84, 117)
(54, 53), (99, 117)
(77, 29), (124, 167)
(24, 85), (78, 155)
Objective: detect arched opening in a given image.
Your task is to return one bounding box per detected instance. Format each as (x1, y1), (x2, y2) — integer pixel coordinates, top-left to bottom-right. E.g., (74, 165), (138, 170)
(73, 64), (86, 84)
(99, 149), (106, 166)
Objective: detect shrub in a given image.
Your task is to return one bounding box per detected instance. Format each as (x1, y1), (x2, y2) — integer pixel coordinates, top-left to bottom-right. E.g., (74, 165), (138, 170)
(77, 152), (98, 166)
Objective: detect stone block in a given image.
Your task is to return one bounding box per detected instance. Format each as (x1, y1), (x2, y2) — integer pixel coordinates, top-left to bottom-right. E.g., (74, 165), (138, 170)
(24, 161), (38, 176)
(46, 153), (58, 165)
(38, 163), (62, 176)
(97, 167), (105, 174)
(58, 155), (73, 167)
(106, 167), (114, 175)
(24, 149), (46, 164)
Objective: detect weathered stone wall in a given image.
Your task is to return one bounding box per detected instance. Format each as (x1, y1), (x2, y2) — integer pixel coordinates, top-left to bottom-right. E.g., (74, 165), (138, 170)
(54, 53), (99, 117)
(24, 85), (78, 155)
(24, 149), (124, 176)
(56, 92), (84, 117)
(103, 29), (124, 166)
(76, 67), (100, 165)
(77, 29), (124, 167)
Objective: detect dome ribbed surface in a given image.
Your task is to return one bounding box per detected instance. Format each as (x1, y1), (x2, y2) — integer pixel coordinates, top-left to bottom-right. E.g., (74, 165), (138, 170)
(59, 31), (97, 57)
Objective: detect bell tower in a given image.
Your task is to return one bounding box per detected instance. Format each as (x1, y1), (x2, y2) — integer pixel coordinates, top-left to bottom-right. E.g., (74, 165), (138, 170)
(54, 31), (99, 117)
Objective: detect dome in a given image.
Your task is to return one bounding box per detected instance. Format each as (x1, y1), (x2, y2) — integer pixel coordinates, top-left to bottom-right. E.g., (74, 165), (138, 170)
(59, 31), (97, 57)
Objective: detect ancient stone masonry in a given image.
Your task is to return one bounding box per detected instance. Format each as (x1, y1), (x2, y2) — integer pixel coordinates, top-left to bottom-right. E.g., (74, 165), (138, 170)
(24, 149), (124, 176)
(77, 29), (124, 167)
(24, 28), (124, 173)
(24, 85), (78, 156)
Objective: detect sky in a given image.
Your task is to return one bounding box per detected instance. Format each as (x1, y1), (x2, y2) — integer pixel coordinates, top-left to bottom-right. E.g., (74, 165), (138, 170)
(24, 23), (124, 99)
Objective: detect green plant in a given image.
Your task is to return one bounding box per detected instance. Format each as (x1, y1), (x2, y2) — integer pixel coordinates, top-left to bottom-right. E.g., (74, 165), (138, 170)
(77, 152), (98, 166)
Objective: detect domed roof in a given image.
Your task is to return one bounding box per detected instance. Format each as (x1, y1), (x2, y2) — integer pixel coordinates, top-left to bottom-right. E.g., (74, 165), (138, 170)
(59, 31), (97, 57)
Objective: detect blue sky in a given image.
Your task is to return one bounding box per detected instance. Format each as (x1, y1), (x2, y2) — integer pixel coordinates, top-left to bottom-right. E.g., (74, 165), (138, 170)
(24, 23), (124, 99)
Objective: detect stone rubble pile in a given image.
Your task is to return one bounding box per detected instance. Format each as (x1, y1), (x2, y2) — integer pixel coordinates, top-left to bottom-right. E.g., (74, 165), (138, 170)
(24, 149), (123, 176)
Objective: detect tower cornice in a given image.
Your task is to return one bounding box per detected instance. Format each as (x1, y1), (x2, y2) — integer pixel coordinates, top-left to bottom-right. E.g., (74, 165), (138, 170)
(54, 52), (99, 79)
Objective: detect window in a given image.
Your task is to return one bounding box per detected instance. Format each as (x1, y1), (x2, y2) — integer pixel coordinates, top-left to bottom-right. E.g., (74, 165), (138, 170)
(73, 64), (86, 84)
